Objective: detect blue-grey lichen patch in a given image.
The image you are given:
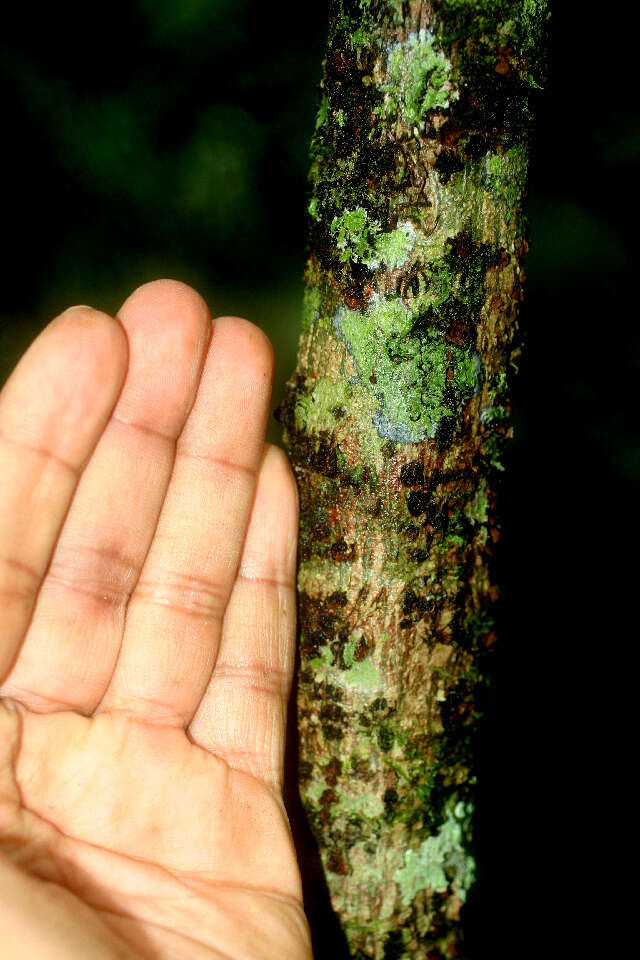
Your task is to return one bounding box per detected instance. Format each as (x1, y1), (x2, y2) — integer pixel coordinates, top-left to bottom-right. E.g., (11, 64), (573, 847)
(377, 29), (456, 128)
(334, 293), (478, 443)
(394, 798), (475, 907)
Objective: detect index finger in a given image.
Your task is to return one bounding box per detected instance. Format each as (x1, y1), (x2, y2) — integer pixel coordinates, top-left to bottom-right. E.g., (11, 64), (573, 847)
(0, 307), (128, 682)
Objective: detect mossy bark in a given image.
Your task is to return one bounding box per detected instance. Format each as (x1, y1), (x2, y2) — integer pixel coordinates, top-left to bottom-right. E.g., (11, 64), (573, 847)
(278, 3), (547, 957)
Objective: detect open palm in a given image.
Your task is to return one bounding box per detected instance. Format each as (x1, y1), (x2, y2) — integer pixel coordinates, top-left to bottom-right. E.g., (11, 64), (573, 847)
(0, 281), (311, 959)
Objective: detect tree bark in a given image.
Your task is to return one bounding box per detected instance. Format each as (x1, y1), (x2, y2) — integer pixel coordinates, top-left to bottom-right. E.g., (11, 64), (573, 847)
(278, 3), (547, 956)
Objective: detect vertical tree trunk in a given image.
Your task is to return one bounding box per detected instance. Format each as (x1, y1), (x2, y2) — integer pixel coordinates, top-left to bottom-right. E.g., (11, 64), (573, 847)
(278, 3), (547, 956)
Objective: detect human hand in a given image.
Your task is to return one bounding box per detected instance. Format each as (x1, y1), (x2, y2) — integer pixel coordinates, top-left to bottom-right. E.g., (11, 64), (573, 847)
(0, 280), (311, 959)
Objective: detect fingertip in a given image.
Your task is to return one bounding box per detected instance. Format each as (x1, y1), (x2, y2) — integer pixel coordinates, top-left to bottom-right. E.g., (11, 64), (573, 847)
(50, 304), (129, 397)
(118, 279), (212, 334)
(261, 443), (299, 518)
(212, 315), (275, 384)
(238, 443), (299, 584)
(0, 304), (129, 467)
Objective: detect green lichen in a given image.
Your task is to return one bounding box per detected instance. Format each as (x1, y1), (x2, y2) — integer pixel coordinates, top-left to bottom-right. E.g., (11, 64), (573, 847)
(294, 372), (388, 472)
(301, 285), (322, 333)
(330, 207), (380, 264)
(315, 93), (329, 132)
(394, 798), (475, 906)
(483, 143), (529, 222)
(465, 481), (489, 524)
(304, 776), (329, 807)
(329, 208), (418, 272)
(519, 0), (550, 58)
(308, 643), (334, 673)
(294, 374), (349, 429)
(342, 657), (383, 692)
(439, 0), (549, 89)
(335, 292), (478, 443)
(370, 222), (416, 270)
(306, 638), (382, 694)
(334, 782), (385, 821)
(378, 29), (455, 128)
(342, 632), (360, 669)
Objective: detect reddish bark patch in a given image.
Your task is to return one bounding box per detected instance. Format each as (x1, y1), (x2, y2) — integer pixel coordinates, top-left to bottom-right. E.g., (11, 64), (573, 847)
(327, 850), (349, 875)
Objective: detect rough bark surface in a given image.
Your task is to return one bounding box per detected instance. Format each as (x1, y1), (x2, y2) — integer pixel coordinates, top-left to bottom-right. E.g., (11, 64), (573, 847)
(278, 3), (547, 956)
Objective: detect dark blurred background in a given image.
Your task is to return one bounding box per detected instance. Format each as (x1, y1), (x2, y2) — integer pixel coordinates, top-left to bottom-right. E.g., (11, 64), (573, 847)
(0, 3), (635, 959)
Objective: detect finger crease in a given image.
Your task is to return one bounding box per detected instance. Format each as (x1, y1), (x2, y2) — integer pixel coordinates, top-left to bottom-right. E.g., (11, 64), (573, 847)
(46, 544), (140, 606)
(213, 661), (288, 697)
(2, 683), (82, 712)
(111, 414), (176, 443)
(175, 447), (256, 478)
(102, 699), (188, 726)
(0, 554), (41, 585)
(237, 571), (295, 592)
(0, 430), (79, 477)
(45, 571), (131, 607)
(203, 744), (280, 781)
(133, 573), (228, 620)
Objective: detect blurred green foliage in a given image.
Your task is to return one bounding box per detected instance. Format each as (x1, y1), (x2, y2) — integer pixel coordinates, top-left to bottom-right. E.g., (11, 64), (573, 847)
(0, 0), (326, 429)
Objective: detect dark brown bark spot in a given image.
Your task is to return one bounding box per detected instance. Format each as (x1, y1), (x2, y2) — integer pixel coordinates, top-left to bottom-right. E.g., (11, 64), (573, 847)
(407, 490), (432, 517)
(383, 787), (398, 813)
(320, 701), (346, 724)
(352, 757), (374, 781)
(354, 632), (374, 661)
(400, 460), (425, 486)
(323, 757), (343, 785)
(327, 590), (348, 609)
(327, 850), (348, 875)
(331, 538), (355, 561)
(376, 724), (394, 752)
(320, 788), (338, 826)
(322, 724), (344, 741)
(494, 46), (513, 76)
(434, 148), (463, 184)
(299, 760), (313, 783)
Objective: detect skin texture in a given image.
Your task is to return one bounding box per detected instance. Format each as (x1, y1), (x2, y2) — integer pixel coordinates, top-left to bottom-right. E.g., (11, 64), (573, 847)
(0, 280), (312, 960)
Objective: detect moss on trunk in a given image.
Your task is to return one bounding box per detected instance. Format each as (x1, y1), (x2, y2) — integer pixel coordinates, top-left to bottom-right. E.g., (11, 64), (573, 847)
(279, 2), (547, 956)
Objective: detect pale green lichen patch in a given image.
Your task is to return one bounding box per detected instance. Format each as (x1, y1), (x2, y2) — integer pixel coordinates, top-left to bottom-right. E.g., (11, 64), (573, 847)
(334, 783), (385, 821)
(394, 798), (475, 906)
(293, 375), (354, 432)
(378, 29), (456, 127)
(465, 480), (489, 524)
(330, 209), (418, 272)
(294, 373), (389, 471)
(301, 285), (322, 333)
(306, 639), (382, 694)
(369, 222), (416, 271)
(331, 207), (380, 264)
(342, 657), (383, 692)
(303, 776), (329, 807)
(314, 93), (329, 132)
(483, 144), (529, 222)
(334, 292), (478, 443)
(308, 643), (335, 674)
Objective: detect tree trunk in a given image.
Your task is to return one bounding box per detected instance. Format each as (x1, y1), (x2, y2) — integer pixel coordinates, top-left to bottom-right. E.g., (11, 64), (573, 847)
(278, 3), (547, 956)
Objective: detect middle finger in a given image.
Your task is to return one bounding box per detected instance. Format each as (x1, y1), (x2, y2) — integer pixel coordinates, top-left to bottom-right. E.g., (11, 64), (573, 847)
(97, 314), (274, 726)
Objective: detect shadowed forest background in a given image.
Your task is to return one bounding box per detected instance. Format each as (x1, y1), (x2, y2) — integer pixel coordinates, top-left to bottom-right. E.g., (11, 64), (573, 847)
(0, 3), (635, 958)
